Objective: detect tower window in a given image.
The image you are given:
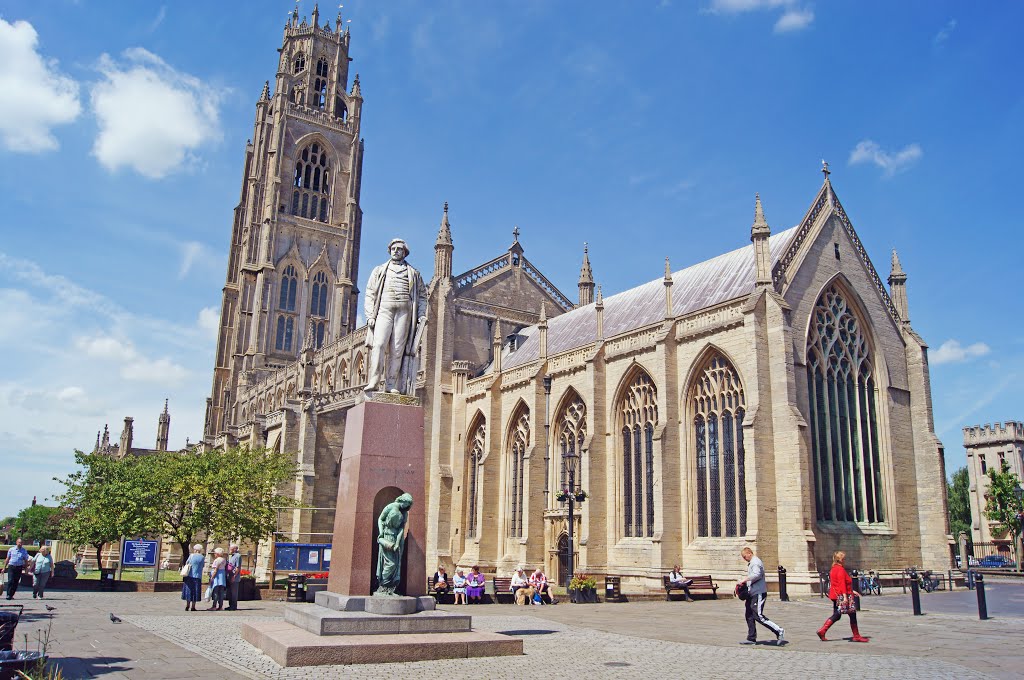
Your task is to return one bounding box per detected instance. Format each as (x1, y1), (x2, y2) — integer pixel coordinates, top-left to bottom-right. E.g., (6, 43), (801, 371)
(335, 96), (348, 122)
(309, 270), (329, 348)
(294, 53), (306, 73)
(290, 143), (332, 222)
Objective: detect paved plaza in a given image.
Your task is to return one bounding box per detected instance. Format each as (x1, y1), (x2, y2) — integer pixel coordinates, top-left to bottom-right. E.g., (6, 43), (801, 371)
(8, 583), (1023, 679)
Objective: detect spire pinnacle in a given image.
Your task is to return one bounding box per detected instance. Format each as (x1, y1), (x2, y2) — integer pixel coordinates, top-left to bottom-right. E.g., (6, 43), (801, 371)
(259, 80), (270, 102)
(890, 249), (905, 277)
(539, 302), (547, 324)
(351, 73), (361, 97)
(751, 192), (770, 237)
(435, 201), (452, 246)
(664, 256), (672, 281)
(163, 399), (169, 415)
(578, 242), (594, 285)
(596, 285), (603, 306)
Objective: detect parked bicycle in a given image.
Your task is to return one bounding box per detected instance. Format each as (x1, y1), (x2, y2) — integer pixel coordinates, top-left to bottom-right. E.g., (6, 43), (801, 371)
(906, 567), (939, 593)
(858, 570), (881, 595)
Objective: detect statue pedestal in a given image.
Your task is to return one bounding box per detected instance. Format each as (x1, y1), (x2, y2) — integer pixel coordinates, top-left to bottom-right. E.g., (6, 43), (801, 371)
(327, 397), (426, 597)
(242, 397), (523, 667)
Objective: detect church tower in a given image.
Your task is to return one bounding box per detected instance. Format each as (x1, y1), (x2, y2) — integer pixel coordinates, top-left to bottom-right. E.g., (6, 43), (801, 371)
(205, 5), (365, 440)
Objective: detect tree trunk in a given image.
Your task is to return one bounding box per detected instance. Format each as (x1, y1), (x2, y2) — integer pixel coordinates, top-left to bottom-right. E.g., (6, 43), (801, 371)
(93, 542), (104, 569)
(177, 540), (190, 568)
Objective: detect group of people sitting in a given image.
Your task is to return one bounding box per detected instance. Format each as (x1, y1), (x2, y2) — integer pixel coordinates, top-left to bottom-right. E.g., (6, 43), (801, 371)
(431, 565), (555, 605)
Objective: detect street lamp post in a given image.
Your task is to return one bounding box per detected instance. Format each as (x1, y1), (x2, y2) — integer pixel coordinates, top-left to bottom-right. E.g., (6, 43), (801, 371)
(1014, 485), (1023, 572)
(559, 445), (587, 590)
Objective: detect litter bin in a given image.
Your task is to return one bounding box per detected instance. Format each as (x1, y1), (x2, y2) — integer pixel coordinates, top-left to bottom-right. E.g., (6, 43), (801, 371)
(99, 568), (117, 591)
(286, 574), (306, 603)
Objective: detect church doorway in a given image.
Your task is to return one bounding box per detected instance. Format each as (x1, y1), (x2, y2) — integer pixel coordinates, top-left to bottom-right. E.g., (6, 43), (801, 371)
(556, 533), (569, 588)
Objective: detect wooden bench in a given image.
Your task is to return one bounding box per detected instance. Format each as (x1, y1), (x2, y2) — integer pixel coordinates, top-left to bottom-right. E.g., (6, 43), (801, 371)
(492, 577), (516, 604)
(663, 574), (718, 600)
(427, 576), (454, 604)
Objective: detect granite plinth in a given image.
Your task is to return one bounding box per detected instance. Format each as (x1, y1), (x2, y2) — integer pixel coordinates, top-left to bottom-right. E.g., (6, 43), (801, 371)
(283, 604), (471, 636)
(241, 621), (523, 667)
(315, 592), (435, 614)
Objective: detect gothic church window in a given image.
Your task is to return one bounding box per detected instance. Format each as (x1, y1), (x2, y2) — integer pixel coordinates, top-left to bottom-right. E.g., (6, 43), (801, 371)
(313, 58), (329, 109)
(275, 265), (299, 352)
(806, 284), (885, 524)
(293, 53), (306, 73)
(291, 143), (331, 223)
(690, 352), (747, 538)
(507, 406), (530, 538)
(556, 394), (587, 495)
(467, 418), (486, 539)
(309, 271), (329, 349)
(620, 371), (658, 538)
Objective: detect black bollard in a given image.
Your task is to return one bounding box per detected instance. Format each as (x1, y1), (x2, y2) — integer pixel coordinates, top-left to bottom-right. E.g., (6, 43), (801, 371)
(976, 573), (988, 620)
(778, 566), (789, 602)
(910, 576), (922, 615)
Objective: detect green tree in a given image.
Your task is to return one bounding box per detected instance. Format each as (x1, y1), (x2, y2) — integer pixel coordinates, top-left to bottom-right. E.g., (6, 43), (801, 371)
(947, 466), (972, 541)
(140, 447), (297, 565)
(15, 504), (61, 544)
(54, 451), (152, 567)
(984, 461), (1024, 566)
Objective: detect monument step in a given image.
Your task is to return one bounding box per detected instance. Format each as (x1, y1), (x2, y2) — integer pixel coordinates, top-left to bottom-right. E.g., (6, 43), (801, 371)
(242, 621), (523, 667)
(284, 604), (471, 636)
(314, 591), (435, 615)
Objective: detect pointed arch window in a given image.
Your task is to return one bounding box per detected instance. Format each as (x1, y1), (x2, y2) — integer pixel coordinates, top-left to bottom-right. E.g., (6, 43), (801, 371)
(555, 395), (587, 496)
(806, 284), (884, 524)
(311, 58), (329, 109)
(279, 265), (298, 312)
(293, 52), (306, 73)
(690, 352), (746, 538)
(467, 419), (486, 538)
(620, 372), (658, 537)
(290, 143), (331, 223)
(507, 407), (530, 538)
(275, 265), (299, 352)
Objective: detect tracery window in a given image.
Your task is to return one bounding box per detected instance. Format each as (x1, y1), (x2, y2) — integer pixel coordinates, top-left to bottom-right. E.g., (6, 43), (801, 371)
(690, 352), (746, 538)
(339, 359), (349, 388)
(507, 406), (530, 538)
(293, 52), (306, 73)
(806, 284), (884, 524)
(309, 271), (329, 349)
(355, 353), (366, 385)
(313, 58), (329, 109)
(556, 394), (587, 495)
(621, 372), (658, 537)
(290, 143), (331, 222)
(275, 265), (299, 352)
(467, 418), (486, 538)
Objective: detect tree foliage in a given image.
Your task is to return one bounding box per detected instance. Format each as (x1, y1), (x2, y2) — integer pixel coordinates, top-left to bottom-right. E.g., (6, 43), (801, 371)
(947, 466), (972, 541)
(55, 447), (298, 567)
(14, 504), (61, 544)
(984, 461), (1024, 555)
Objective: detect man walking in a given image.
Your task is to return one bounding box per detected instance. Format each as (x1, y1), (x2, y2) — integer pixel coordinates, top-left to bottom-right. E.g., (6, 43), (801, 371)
(4, 538), (29, 599)
(738, 547), (784, 645)
(226, 544), (242, 611)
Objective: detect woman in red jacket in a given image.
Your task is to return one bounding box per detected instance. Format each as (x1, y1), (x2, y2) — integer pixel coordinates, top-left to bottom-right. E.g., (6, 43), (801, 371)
(817, 551), (869, 642)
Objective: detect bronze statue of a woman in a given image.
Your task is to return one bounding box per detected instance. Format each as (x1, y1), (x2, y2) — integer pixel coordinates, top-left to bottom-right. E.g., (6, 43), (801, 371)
(375, 493), (413, 595)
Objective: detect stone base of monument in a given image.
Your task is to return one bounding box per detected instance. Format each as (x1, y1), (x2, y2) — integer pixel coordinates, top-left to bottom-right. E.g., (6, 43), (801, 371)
(241, 593), (523, 667)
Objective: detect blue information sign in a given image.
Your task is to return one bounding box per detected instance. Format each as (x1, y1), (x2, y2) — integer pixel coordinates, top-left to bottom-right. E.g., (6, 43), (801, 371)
(122, 539), (158, 567)
(273, 542), (331, 572)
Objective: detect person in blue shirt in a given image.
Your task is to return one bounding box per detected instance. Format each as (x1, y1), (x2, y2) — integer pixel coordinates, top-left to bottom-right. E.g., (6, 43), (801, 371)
(4, 538), (29, 600)
(181, 544), (205, 612)
(32, 545), (54, 599)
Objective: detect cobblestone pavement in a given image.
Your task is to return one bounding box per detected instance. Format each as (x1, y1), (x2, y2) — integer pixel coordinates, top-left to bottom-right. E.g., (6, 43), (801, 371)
(14, 588), (1023, 679)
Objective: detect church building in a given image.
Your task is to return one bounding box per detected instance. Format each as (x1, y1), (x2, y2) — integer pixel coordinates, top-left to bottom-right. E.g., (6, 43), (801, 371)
(200, 8), (952, 593)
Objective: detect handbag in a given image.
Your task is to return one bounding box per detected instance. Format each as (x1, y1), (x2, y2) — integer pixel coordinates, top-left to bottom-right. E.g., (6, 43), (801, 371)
(180, 564), (191, 577)
(838, 593), (856, 614)
(735, 583), (750, 601)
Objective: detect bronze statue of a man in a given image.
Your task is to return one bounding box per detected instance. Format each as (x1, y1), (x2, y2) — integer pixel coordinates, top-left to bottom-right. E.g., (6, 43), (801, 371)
(363, 239), (428, 395)
(375, 492), (414, 596)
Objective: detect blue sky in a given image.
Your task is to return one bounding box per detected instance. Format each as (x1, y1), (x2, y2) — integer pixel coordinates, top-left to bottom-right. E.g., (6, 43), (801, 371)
(1, 1), (1021, 518)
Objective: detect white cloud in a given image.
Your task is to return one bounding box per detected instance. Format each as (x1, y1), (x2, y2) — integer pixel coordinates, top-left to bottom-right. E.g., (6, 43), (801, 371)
(148, 6), (167, 33)
(179, 240), (208, 278)
(707, 0), (814, 33)
(931, 339), (991, 366)
(848, 140), (923, 177)
(0, 19), (81, 152)
(90, 47), (222, 178)
(934, 19), (956, 46)
(74, 334), (188, 385)
(774, 7), (814, 33)
(198, 306), (220, 339)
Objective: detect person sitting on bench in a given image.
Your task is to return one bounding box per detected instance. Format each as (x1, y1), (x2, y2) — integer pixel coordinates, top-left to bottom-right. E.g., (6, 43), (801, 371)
(511, 567), (535, 605)
(433, 565), (450, 596)
(669, 565), (695, 601)
(530, 568), (556, 604)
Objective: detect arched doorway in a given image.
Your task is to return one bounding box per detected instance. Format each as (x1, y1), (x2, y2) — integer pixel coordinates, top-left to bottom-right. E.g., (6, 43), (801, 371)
(557, 533), (569, 587)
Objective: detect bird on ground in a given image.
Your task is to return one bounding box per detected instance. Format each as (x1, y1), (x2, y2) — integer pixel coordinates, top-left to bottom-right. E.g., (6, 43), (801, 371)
(109, 613), (121, 623)
(45, 605), (55, 612)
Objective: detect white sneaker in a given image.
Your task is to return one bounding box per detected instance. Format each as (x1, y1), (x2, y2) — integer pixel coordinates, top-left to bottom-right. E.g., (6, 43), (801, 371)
(776, 628), (785, 644)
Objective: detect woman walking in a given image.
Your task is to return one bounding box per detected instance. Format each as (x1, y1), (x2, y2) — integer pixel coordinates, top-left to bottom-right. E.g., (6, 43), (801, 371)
(31, 546), (53, 599)
(181, 544), (205, 612)
(208, 548), (228, 611)
(818, 551), (868, 642)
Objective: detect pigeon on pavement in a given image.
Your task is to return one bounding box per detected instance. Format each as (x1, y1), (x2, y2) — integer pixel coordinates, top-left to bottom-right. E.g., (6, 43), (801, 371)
(45, 605), (56, 612)
(109, 613), (121, 623)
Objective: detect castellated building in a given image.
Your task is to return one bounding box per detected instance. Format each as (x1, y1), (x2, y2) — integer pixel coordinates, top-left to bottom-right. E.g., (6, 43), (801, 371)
(963, 422), (1024, 547)
(194, 9), (951, 593)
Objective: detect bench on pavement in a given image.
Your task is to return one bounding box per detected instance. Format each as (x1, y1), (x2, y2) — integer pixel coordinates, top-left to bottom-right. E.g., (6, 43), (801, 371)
(663, 574), (718, 600)
(491, 577), (516, 604)
(427, 576), (454, 604)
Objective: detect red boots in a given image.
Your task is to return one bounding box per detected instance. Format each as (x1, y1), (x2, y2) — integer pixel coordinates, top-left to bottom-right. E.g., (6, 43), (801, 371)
(817, 619), (833, 641)
(851, 622), (869, 643)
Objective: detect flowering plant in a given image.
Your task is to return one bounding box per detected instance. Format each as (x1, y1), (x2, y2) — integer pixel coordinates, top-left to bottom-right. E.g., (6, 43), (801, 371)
(555, 489), (571, 502)
(569, 573), (597, 590)
(574, 490), (589, 502)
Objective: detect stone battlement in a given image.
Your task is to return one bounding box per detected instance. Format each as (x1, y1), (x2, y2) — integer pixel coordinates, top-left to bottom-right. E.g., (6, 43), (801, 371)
(963, 421), (1024, 446)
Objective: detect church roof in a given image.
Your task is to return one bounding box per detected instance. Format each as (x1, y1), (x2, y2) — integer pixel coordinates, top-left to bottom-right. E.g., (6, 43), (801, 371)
(502, 225), (798, 369)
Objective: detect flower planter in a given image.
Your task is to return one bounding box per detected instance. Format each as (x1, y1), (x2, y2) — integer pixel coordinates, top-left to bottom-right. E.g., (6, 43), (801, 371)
(568, 586), (598, 603)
